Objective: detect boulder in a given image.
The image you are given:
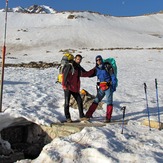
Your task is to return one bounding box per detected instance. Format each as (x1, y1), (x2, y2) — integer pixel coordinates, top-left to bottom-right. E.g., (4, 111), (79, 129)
(70, 89), (104, 110)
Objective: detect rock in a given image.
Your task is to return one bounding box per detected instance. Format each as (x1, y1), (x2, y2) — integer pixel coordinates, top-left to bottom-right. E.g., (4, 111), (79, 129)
(141, 119), (163, 130)
(70, 89), (104, 110)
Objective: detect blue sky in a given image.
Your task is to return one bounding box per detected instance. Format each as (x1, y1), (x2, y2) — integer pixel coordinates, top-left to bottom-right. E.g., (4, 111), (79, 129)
(0, 0), (163, 16)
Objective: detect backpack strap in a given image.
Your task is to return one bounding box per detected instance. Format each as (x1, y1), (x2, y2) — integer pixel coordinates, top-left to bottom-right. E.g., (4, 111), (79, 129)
(69, 63), (75, 75)
(104, 62), (114, 76)
(62, 63), (75, 85)
(104, 62), (117, 91)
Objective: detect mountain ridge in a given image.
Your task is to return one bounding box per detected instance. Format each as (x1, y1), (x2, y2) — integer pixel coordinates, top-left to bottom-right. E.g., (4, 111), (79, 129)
(0, 6), (163, 61)
(0, 5), (56, 14)
(0, 5), (163, 16)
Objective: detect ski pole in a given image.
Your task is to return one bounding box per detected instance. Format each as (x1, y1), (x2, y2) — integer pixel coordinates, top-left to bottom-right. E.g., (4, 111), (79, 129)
(121, 106), (126, 134)
(0, 0), (8, 112)
(144, 83), (151, 131)
(155, 79), (161, 130)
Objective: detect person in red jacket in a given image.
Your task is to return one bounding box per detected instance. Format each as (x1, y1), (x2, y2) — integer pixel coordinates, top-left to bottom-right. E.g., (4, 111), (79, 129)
(62, 54), (95, 122)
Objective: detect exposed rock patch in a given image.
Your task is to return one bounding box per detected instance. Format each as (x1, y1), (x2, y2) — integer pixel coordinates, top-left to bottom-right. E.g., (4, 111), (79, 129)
(4, 61), (59, 69)
(70, 89), (104, 110)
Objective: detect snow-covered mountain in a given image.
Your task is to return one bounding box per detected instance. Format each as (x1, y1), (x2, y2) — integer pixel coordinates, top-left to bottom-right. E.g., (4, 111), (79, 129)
(0, 6), (163, 163)
(0, 10), (163, 63)
(0, 5), (56, 14)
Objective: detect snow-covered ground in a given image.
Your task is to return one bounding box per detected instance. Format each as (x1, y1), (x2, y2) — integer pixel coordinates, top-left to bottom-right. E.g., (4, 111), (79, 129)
(0, 10), (163, 162)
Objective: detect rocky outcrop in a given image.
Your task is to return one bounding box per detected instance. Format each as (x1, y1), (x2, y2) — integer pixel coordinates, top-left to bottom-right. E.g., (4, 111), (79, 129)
(70, 89), (104, 110)
(1, 5), (56, 14)
(4, 61), (59, 69)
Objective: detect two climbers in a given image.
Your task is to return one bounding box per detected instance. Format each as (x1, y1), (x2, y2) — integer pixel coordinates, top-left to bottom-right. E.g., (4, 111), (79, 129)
(59, 53), (117, 123)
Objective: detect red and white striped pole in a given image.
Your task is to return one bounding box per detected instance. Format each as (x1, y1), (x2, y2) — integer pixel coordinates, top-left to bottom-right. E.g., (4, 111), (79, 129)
(0, 0), (8, 112)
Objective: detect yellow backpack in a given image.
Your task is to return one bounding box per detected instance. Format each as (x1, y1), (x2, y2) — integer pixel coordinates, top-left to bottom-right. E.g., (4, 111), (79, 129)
(56, 53), (74, 83)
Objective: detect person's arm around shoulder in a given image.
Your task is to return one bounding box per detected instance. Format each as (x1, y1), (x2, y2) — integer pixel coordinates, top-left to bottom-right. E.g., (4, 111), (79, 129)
(80, 66), (86, 72)
(81, 66), (96, 77)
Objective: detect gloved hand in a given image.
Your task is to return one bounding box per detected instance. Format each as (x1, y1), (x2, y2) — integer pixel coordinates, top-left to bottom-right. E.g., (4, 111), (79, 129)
(97, 82), (100, 86)
(107, 81), (111, 86)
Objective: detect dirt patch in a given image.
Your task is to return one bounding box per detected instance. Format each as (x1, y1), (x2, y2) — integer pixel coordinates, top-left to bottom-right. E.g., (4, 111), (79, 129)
(4, 61), (59, 69)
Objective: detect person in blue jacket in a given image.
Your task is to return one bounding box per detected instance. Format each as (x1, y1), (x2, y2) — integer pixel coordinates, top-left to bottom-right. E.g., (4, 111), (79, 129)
(86, 55), (117, 122)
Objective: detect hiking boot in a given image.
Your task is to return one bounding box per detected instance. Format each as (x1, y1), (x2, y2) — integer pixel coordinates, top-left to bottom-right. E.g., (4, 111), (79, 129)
(80, 117), (90, 122)
(66, 118), (72, 123)
(104, 118), (111, 123)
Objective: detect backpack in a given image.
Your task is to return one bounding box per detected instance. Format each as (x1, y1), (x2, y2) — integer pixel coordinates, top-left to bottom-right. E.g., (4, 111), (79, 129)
(103, 57), (118, 87)
(56, 53), (74, 83)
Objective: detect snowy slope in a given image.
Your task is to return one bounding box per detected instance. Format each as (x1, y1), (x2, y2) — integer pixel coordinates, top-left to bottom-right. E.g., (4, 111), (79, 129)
(0, 11), (163, 64)
(0, 11), (163, 163)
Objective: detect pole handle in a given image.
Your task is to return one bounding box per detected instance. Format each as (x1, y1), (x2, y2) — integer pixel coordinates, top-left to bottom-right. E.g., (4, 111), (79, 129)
(155, 78), (157, 89)
(121, 106), (126, 134)
(121, 106), (126, 119)
(144, 83), (147, 94)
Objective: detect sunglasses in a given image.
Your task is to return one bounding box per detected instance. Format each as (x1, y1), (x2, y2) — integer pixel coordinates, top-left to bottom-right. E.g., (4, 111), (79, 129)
(96, 59), (101, 62)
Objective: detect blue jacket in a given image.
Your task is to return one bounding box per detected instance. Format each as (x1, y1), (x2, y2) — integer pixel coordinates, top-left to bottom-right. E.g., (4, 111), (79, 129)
(95, 55), (117, 92)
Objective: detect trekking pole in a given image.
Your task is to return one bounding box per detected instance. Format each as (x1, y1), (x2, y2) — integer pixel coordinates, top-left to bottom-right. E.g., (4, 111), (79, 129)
(155, 79), (161, 130)
(144, 83), (151, 131)
(121, 106), (126, 134)
(0, 0), (8, 112)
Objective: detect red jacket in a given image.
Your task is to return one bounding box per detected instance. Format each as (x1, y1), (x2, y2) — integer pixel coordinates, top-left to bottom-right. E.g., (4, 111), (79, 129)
(62, 62), (95, 92)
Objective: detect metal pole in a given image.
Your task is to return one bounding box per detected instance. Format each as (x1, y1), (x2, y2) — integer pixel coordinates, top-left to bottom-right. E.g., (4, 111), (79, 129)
(155, 79), (161, 130)
(0, 0), (8, 112)
(144, 83), (151, 131)
(121, 106), (126, 134)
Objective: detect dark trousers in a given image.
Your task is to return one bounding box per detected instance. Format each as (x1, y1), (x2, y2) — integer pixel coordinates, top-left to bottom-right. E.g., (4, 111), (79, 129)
(64, 90), (85, 119)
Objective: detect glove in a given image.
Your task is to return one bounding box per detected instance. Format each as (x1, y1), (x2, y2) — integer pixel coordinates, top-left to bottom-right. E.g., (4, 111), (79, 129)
(107, 81), (111, 86)
(97, 82), (100, 86)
